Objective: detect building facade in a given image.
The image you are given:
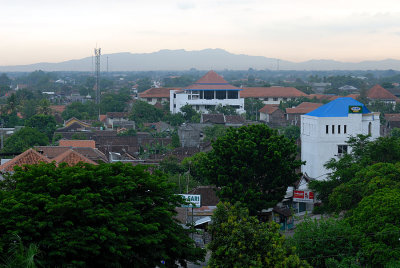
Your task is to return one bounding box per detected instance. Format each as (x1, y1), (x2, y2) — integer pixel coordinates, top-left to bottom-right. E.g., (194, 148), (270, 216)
(240, 86), (308, 105)
(301, 98), (380, 180)
(170, 71), (245, 114)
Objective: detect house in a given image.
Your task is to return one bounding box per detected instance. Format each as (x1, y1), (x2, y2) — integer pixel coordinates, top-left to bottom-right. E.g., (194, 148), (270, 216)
(241, 86), (308, 105)
(258, 104), (286, 127)
(35, 145), (108, 163)
(0, 147), (98, 172)
(367, 84), (398, 105)
(383, 113), (400, 136)
(105, 112), (131, 129)
(200, 114), (245, 126)
(286, 102), (323, 127)
(170, 71), (245, 114)
(138, 87), (179, 105)
(301, 97), (380, 180)
(178, 123), (212, 147)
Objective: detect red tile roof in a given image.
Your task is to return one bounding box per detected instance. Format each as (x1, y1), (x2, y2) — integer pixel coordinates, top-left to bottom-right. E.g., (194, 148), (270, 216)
(99, 114), (107, 122)
(53, 149), (98, 166)
(184, 70), (240, 91)
(139, 87), (179, 98)
(259, 104), (280, 114)
(286, 102), (323, 114)
(346, 94), (360, 100)
(35, 146), (108, 163)
(308, 94), (339, 101)
(0, 148), (51, 172)
(59, 140), (96, 148)
(241, 87), (308, 98)
(367, 84), (398, 100)
(385, 114), (400, 122)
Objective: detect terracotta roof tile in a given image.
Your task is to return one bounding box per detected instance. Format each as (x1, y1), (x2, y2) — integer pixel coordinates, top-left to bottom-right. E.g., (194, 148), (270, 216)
(201, 114), (225, 124)
(259, 104), (280, 114)
(367, 84), (398, 100)
(139, 87), (180, 98)
(286, 102), (323, 114)
(184, 71), (240, 91)
(106, 112), (129, 118)
(99, 114), (107, 122)
(59, 140), (96, 148)
(0, 148), (51, 172)
(225, 115), (245, 125)
(241, 87), (308, 98)
(35, 146), (108, 163)
(385, 114), (400, 122)
(52, 149), (98, 166)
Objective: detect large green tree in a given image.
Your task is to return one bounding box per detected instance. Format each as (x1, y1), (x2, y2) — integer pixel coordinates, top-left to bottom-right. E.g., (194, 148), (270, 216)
(25, 114), (57, 141)
(2, 127), (49, 154)
(130, 100), (164, 124)
(208, 202), (310, 268)
(0, 162), (205, 267)
(198, 124), (302, 214)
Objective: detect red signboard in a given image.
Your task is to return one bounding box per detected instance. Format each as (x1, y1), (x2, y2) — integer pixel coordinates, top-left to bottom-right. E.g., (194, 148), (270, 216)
(293, 190), (314, 203)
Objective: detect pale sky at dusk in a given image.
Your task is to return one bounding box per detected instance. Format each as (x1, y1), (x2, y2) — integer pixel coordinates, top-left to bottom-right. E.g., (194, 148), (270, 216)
(2, 0), (400, 65)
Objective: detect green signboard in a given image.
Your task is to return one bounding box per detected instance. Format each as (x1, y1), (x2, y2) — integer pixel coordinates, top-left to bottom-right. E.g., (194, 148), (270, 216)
(349, 105), (363, 113)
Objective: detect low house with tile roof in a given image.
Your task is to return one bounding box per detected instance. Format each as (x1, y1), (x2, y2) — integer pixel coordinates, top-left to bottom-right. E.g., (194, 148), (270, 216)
(259, 104), (286, 127)
(0, 147), (99, 172)
(35, 146), (108, 163)
(286, 102), (323, 127)
(241, 87), (308, 105)
(139, 87), (180, 105)
(367, 84), (398, 105)
(170, 71), (245, 114)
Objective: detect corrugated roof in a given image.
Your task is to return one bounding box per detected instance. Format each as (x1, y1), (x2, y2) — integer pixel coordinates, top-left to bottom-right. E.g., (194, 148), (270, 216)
(306, 97), (371, 117)
(367, 84), (398, 100)
(241, 87), (308, 98)
(183, 70), (240, 91)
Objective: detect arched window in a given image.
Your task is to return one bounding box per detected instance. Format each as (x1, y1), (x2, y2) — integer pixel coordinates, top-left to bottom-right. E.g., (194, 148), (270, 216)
(368, 122), (372, 136)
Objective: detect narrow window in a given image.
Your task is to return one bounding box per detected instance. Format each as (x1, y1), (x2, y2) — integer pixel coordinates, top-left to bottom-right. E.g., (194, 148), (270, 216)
(344, 125), (347, 134)
(368, 122), (372, 136)
(338, 125), (341, 134)
(326, 125), (329, 134)
(332, 125), (335, 134)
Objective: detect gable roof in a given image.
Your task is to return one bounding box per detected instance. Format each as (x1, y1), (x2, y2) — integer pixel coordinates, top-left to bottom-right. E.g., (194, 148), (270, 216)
(225, 115), (246, 125)
(183, 70), (240, 91)
(0, 148), (51, 172)
(367, 84), (398, 100)
(139, 87), (179, 98)
(286, 102), (323, 114)
(52, 149), (98, 166)
(64, 117), (91, 128)
(259, 104), (280, 114)
(201, 114), (225, 124)
(241, 87), (308, 98)
(35, 146), (108, 163)
(306, 97), (371, 117)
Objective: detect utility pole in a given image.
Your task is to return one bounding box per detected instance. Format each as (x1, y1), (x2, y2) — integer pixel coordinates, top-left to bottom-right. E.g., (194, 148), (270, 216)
(94, 48), (101, 105)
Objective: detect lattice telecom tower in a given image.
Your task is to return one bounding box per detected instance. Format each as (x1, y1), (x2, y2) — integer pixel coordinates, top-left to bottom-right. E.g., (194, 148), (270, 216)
(94, 48), (101, 104)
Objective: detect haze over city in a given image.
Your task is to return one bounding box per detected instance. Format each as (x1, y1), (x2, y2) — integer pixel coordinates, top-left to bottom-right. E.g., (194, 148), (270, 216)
(2, 0), (400, 66)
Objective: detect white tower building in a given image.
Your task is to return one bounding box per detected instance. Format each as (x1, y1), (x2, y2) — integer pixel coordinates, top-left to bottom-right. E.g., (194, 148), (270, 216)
(301, 97), (380, 180)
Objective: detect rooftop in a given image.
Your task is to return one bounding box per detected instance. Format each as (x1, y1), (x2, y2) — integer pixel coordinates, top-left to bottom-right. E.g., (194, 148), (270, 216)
(306, 97), (371, 117)
(241, 87), (308, 98)
(139, 87), (180, 98)
(183, 70), (240, 91)
(367, 84), (398, 100)
(286, 102), (323, 114)
(259, 104), (280, 114)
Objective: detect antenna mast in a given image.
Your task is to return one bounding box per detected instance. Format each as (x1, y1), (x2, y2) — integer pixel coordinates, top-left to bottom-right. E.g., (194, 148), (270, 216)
(94, 48), (101, 105)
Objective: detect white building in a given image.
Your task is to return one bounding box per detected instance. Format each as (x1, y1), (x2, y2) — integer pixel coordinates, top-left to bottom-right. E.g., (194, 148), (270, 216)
(240, 86), (308, 105)
(301, 97), (380, 180)
(170, 71), (245, 114)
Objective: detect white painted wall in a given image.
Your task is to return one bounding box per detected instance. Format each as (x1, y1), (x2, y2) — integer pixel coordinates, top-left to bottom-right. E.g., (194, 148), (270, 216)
(170, 90), (245, 114)
(301, 113), (380, 180)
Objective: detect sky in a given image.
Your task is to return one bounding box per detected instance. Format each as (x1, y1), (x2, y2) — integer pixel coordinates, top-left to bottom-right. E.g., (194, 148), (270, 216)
(2, 0), (400, 65)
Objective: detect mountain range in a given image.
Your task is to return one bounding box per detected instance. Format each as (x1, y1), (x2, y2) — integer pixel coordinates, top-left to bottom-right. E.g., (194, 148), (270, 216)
(1, 49), (400, 72)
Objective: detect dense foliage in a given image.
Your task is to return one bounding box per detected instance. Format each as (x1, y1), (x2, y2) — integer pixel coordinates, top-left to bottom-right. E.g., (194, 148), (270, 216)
(2, 127), (49, 154)
(208, 202), (310, 268)
(0, 162), (205, 267)
(198, 124), (302, 214)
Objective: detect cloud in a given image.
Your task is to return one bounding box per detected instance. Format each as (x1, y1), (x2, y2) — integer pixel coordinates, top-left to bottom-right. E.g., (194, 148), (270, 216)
(177, 1), (196, 10)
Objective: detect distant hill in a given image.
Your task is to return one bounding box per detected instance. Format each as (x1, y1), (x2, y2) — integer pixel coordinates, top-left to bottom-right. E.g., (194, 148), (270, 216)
(1, 49), (400, 72)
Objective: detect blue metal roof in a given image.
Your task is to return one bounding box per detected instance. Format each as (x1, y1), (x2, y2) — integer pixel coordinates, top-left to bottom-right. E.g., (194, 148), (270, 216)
(305, 97), (371, 117)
